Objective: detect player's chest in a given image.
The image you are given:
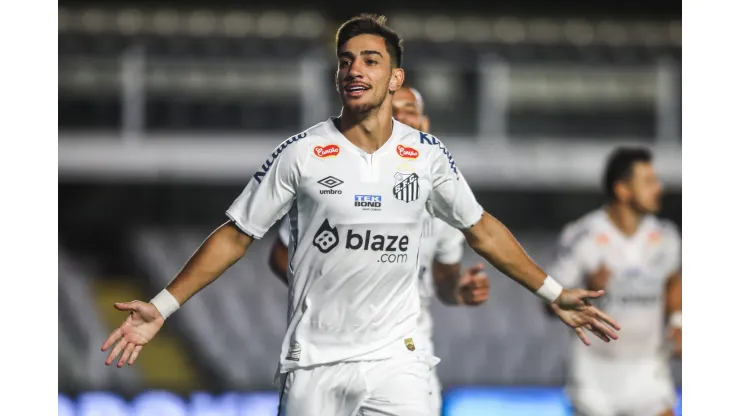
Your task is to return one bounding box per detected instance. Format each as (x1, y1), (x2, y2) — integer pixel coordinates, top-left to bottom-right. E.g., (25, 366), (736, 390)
(588, 236), (673, 284)
(298, 152), (431, 220)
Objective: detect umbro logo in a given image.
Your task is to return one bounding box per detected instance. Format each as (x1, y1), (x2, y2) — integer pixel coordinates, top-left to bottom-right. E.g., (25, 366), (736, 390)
(318, 176), (343, 195)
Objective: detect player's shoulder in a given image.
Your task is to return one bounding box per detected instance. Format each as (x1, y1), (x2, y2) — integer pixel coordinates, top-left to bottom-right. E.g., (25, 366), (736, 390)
(394, 122), (460, 173)
(252, 121), (334, 182)
(267, 119), (341, 158)
(559, 210), (606, 247)
(646, 216), (681, 243)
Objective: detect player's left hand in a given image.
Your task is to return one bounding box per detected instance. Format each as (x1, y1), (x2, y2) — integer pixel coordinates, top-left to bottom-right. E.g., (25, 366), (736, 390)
(457, 263), (489, 306)
(552, 289), (621, 346)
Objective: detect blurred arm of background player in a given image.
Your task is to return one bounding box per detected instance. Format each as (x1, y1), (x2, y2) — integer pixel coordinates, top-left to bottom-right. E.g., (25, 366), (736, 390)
(665, 269), (681, 357)
(269, 217), (491, 306)
(431, 221), (489, 306)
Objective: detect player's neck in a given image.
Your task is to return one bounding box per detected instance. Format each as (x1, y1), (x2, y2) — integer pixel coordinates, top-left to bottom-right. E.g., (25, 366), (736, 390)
(605, 204), (644, 237)
(338, 104), (394, 153)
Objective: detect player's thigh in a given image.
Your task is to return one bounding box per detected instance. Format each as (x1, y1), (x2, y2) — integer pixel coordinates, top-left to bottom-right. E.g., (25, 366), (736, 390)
(567, 356), (617, 416)
(623, 361), (676, 416)
(358, 355), (434, 416)
(279, 363), (366, 416)
(568, 386), (617, 416)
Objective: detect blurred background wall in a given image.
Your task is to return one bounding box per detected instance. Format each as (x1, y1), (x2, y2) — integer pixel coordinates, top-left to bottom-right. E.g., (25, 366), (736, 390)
(58, 0), (681, 414)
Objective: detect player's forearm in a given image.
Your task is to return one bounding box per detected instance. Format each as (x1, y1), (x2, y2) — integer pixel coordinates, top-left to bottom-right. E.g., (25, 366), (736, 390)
(165, 221), (253, 305)
(464, 212), (547, 293)
(665, 271), (682, 315)
(432, 261), (462, 305)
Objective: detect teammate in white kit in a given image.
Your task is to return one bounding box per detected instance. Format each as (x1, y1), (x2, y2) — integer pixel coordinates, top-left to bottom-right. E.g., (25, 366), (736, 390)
(548, 147), (682, 416)
(102, 14), (621, 416)
(268, 85), (491, 415)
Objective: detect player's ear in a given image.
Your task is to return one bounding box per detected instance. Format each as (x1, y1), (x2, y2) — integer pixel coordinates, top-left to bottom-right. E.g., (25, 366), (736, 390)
(389, 68), (404, 93)
(421, 116), (430, 132)
(614, 181), (630, 202)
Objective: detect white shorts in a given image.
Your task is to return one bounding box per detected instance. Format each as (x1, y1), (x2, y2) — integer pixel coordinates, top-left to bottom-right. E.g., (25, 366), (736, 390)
(568, 352), (676, 416)
(429, 368), (442, 416)
(277, 349), (439, 416)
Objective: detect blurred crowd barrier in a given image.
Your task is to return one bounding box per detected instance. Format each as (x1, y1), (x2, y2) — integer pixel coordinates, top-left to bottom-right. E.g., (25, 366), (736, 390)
(58, 8), (681, 189)
(59, 8), (680, 139)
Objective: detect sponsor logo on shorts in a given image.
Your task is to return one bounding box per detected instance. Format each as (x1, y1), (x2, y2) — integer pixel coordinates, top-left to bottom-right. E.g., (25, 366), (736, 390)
(396, 145), (419, 159)
(314, 144), (340, 158)
(404, 338), (416, 351)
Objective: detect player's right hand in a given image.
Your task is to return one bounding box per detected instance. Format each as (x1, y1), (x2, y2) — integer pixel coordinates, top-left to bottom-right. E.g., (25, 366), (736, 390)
(101, 300), (164, 368)
(552, 289), (621, 346)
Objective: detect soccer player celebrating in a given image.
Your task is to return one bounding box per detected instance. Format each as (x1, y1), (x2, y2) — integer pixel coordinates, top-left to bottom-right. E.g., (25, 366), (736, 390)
(268, 85), (490, 415)
(548, 147), (681, 416)
(102, 14), (620, 416)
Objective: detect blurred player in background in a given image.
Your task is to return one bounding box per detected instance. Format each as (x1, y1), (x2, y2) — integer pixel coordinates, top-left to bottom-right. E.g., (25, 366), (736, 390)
(548, 147), (682, 416)
(269, 85), (491, 415)
(103, 14), (621, 416)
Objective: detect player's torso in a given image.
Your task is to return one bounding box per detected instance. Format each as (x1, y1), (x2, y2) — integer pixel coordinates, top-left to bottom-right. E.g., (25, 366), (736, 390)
(287, 121), (432, 332)
(575, 211), (677, 358)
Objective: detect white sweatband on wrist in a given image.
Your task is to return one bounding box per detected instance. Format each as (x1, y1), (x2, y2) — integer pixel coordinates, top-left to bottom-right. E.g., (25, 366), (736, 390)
(150, 289), (180, 320)
(536, 276), (564, 303)
(669, 311), (682, 328)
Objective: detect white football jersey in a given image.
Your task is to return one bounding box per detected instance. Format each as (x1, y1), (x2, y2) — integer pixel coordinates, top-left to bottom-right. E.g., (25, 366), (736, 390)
(227, 118), (483, 374)
(277, 210), (466, 355)
(550, 209), (681, 360)
(415, 212), (466, 351)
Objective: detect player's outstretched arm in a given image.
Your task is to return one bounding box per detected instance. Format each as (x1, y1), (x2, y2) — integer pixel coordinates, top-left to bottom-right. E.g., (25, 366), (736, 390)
(269, 239), (290, 285)
(101, 221), (253, 367)
(463, 212), (621, 345)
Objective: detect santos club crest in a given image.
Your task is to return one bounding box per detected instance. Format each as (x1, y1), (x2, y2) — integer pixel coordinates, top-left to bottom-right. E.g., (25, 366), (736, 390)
(393, 172), (420, 203)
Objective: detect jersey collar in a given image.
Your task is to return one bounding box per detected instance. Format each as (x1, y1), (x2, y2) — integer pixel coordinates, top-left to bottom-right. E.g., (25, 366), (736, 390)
(327, 116), (403, 157)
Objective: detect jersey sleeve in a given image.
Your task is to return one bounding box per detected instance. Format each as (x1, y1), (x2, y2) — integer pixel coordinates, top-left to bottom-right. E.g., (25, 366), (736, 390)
(278, 216), (290, 246)
(422, 133), (483, 229)
(433, 219), (466, 265)
(226, 133), (308, 239)
(549, 223), (589, 288)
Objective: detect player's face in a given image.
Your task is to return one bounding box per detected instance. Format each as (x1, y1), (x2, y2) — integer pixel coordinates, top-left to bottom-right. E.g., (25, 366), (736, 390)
(336, 34), (402, 114)
(626, 162), (664, 213)
(392, 88), (424, 130)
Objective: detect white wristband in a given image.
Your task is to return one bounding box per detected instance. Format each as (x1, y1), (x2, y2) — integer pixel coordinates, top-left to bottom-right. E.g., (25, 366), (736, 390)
(536, 276), (564, 303)
(150, 289), (180, 320)
(669, 311), (682, 328)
